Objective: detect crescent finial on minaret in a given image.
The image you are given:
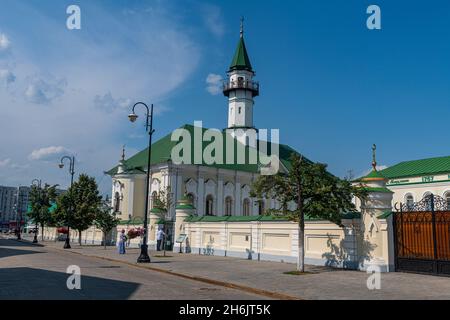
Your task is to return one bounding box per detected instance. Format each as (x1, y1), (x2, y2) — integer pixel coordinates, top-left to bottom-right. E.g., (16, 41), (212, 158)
(240, 16), (244, 38)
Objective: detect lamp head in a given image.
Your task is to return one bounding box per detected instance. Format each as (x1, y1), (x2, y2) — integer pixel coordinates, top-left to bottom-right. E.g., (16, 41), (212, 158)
(58, 163), (64, 169)
(128, 113), (138, 123)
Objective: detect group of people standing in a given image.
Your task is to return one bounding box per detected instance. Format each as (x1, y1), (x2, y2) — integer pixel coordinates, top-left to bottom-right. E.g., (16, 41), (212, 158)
(118, 227), (168, 254)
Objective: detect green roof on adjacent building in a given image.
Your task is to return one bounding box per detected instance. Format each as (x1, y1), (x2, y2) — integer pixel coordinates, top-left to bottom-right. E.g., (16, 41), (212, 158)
(106, 124), (309, 176)
(379, 155), (450, 179)
(229, 36), (253, 72)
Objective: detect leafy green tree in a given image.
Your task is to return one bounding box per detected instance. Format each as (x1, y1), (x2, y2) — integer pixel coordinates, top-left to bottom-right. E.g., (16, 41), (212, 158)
(94, 197), (120, 249)
(28, 183), (58, 241)
(251, 154), (367, 272)
(53, 174), (102, 245)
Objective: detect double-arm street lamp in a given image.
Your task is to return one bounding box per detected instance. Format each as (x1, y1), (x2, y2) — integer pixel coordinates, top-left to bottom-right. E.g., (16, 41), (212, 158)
(128, 102), (154, 263)
(31, 179), (42, 244)
(59, 155), (75, 249)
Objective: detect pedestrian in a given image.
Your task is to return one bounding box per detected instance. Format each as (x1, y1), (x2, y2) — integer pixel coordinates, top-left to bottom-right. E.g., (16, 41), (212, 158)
(118, 229), (127, 254)
(156, 228), (166, 251)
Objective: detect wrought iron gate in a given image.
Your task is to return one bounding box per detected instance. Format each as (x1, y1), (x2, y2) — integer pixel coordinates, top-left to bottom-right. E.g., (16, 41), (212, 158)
(394, 194), (450, 276)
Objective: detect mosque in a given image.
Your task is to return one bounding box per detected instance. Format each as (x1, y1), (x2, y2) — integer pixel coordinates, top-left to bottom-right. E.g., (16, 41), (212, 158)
(106, 21), (450, 258)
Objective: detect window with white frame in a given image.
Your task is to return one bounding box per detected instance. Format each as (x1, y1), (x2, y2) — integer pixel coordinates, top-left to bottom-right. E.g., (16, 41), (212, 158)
(423, 192), (432, 210)
(243, 198), (250, 216)
(205, 195), (214, 216)
(225, 196), (233, 216)
(445, 192), (450, 210)
(405, 194), (414, 210)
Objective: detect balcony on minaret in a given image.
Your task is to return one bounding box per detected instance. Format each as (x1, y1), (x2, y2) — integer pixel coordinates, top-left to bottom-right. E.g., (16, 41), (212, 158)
(223, 79), (259, 97)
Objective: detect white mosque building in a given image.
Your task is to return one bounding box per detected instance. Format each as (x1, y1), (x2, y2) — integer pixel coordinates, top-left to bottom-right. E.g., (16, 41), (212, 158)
(106, 23), (303, 227)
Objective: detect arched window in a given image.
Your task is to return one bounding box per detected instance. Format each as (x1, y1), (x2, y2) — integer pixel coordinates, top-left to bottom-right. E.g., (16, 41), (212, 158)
(205, 195), (214, 216)
(423, 192), (432, 211)
(405, 194), (414, 210)
(151, 191), (158, 209)
(445, 192), (450, 210)
(243, 199), (250, 216)
(225, 196), (233, 216)
(258, 200), (265, 215)
(187, 193), (195, 204)
(114, 192), (120, 212)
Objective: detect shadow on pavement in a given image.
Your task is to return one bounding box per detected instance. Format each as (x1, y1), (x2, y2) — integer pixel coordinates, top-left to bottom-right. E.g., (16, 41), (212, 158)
(0, 267), (140, 299)
(0, 239), (44, 247)
(0, 248), (43, 259)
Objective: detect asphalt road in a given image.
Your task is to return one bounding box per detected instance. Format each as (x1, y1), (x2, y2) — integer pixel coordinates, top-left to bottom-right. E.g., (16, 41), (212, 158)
(0, 238), (268, 300)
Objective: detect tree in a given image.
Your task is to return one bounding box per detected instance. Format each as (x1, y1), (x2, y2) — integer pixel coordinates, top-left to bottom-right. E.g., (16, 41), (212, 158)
(94, 197), (120, 249)
(251, 154), (367, 272)
(53, 174), (102, 245)
(152, 186), (173, 256)
(28, 184), (58, 241)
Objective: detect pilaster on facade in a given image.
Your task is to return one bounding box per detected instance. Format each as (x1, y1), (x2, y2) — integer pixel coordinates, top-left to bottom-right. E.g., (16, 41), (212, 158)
(197, 176), (205, 216)
(217, 177), (224, 216)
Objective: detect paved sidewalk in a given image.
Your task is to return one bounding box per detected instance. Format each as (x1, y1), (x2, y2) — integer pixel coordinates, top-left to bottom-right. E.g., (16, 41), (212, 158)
(0, 238), (267, 299)
(19, 237), (450, 300)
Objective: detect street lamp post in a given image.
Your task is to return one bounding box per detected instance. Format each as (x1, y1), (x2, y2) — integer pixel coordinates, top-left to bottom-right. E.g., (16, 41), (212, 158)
(59, 155), (75, 249)
(31, 179), (42, 244)
(128, 102), (155, 263)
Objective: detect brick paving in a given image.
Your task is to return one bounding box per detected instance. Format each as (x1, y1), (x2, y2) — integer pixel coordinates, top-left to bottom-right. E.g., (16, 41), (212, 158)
(18, 236), (450, 300)
(0, 237), (269, 300)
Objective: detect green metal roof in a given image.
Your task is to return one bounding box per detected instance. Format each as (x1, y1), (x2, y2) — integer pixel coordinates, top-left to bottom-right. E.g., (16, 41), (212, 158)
(353, 169), (386, 182)
(379, 155), (450, 179)
(361, 187), (393, 193)
(106, 124), (309, 176)
(229, 36), (253, 72)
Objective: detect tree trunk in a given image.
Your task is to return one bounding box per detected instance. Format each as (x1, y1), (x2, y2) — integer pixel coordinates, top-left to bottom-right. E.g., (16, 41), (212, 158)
(297, 214), (305, 272)
(41, 224), (44, 241)
(103, 231), (106, 250)
(78, 231), (82, 246)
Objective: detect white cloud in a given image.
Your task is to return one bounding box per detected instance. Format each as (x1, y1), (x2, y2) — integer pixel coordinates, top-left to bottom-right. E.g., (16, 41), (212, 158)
(0, 69), (15, 85)
(0, 158), (11, 167)
(0, 2), (200, 194)
(94, 92), (132, 112)
(201, 4), (225, 37)
(24, 76), (67, 105)
(29, 146), (70, 161)
(206, 73), (223, 95)
(0, 33), (10, 51)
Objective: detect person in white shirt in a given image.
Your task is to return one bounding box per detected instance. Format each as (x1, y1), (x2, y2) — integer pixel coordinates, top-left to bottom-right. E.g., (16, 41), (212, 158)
(156, 228), (166, 251)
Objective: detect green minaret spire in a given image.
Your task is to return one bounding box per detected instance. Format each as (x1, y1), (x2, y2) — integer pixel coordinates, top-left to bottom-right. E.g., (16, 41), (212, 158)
(229, 17), (253, 72)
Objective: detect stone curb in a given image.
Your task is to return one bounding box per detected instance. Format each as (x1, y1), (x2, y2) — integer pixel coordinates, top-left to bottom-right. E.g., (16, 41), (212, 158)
(19, 238), (301, 300)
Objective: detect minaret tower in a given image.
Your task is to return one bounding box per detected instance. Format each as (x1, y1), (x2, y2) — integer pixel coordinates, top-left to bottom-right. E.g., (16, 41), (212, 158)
(223, 18), (259, 147)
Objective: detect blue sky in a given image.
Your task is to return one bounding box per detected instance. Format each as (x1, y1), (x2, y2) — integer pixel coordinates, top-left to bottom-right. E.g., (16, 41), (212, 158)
(1, 0), (450, 194)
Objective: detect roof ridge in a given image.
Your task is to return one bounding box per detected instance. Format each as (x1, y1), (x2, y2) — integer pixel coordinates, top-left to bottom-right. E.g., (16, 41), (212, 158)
(384, 154), (450, 167)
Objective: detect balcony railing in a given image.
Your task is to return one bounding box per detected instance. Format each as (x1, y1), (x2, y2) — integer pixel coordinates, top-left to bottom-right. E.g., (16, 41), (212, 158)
(223, 80), (259, 97)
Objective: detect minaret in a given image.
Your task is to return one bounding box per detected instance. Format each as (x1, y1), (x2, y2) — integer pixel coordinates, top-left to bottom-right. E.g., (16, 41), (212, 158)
(223, 17), (259, 147)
